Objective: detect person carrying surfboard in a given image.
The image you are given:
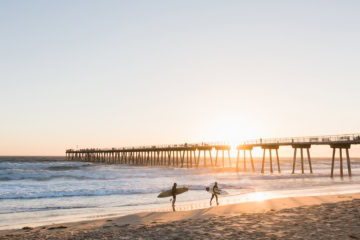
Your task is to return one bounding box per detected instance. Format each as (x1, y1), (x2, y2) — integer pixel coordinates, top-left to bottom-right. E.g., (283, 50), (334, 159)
(210, 182), (219, 206)
(158, 184), (188, 211)
(171, 183), (177, 211)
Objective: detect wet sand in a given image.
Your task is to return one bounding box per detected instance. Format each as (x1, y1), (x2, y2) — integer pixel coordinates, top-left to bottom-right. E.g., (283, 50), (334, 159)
(1, 193), (360, 239)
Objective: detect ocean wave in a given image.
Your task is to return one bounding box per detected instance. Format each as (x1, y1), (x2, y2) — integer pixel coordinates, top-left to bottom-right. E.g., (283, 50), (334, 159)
(0, 188), (161, 200)
(0, 162), (91, 170)
(46, 166), (84, 171)
(0, 205), (97, 214)
(0, 175), (113, 182)
(217, 172), (336, 181)
(182, 183), (252, 191)
(0, 170), (172, 182)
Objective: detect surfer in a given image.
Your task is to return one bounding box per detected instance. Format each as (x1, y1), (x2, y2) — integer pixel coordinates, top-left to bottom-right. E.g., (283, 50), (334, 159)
(210, 182), (219, 206)
(171, 183), (177, 211)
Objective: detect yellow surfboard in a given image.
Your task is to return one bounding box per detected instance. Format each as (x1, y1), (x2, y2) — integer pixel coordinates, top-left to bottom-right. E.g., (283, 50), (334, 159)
(157, 187), (188, 198)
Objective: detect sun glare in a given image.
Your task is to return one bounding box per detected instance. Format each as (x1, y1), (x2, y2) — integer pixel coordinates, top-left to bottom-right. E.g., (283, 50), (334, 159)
(206, 115), (259, 145)
(202, 115), (265, 157)
(248, 192), (268, 202)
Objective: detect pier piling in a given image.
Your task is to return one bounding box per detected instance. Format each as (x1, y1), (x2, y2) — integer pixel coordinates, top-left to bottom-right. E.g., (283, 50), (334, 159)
(291, 145), (312, 174)
(330, 144), (352, 178)
(67, 133), (359, 177)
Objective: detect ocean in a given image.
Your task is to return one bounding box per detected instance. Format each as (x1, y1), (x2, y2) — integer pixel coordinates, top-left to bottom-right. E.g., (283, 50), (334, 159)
(1, 156), (360, 230)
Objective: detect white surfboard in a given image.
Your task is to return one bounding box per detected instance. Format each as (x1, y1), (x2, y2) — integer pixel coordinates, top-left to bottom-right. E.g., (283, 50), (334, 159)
(206, 187), (229, 196)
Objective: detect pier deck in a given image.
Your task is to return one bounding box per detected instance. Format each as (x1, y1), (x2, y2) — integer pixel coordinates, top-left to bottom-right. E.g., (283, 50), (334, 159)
(66, 133), (360, 177)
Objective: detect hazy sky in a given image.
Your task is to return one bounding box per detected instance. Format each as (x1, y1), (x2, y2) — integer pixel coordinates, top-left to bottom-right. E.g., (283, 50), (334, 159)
(1, 1), (360, 156)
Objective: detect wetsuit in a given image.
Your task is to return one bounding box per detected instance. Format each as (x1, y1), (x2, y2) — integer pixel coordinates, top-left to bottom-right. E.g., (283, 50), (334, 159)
(171, 185), (176, 211)
(210, 185), (219, 206)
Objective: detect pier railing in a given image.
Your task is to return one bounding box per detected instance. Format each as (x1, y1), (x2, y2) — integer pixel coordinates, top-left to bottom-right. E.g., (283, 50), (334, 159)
(66, 141), (229, 153)
(241, 133), (360, 146)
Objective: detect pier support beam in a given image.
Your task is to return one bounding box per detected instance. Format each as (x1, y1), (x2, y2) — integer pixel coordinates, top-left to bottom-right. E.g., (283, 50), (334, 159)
(261, 145), (280, 174)
(196, 147), (213, 168)
(292, 144), (312, 174)
(176, 151), (179, 167)
(236, 146), (255, 172)
(180, 150), (186, 168)
(330, 144), (352, 178)
(214, 146), (231, 168)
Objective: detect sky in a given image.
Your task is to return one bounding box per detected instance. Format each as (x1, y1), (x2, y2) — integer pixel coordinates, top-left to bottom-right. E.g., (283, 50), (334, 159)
(0, 1), (360, 156)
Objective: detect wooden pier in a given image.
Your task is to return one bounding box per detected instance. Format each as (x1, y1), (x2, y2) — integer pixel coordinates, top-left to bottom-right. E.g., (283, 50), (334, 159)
(66, 133), (360, 177)
(236, 133), (360, 177)
(66, 142), (231, 168)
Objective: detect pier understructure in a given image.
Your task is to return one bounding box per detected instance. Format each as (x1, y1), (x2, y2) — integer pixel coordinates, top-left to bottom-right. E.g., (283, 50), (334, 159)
(67, 133), (360, 177)
(66, 143), (231, 169)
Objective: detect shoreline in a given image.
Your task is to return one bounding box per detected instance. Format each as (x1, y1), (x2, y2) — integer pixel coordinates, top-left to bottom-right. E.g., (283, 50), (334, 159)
(1, 192), (360, 239)
(2, 185), (360, 232)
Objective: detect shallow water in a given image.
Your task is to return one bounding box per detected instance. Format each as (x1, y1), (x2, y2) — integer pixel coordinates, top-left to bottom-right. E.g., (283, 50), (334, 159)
(1, 156), (360, 230)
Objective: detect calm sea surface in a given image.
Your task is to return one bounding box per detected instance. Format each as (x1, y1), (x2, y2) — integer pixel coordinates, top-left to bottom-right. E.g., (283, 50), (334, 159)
(1, 156), (360, 230)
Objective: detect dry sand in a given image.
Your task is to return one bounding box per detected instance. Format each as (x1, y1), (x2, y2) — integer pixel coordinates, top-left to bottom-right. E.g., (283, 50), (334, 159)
(1, 193), (360, 239)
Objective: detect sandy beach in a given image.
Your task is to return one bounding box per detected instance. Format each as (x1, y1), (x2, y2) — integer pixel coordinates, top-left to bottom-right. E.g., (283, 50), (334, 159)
(1, 193), (360, 239)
